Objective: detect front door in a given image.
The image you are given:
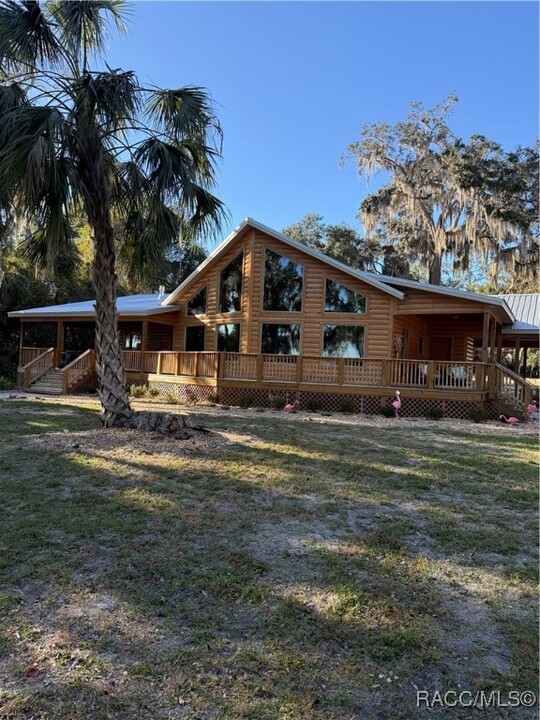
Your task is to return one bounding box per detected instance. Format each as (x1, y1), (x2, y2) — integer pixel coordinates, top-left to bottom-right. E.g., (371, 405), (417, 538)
(430, 336), (452, 361)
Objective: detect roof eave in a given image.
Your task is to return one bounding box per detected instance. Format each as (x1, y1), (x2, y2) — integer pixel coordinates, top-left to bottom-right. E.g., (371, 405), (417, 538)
(8, 306), (179, 319)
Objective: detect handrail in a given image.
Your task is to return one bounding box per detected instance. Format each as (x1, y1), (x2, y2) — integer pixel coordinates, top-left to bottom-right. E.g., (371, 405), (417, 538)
(116, 350), (506, 395)
(494, 362), (536, 388)
(22, 347), (55, 389)
(61, 349), (96, 393)
(493, 363), (534, 411)
(20, 347), (50, 367)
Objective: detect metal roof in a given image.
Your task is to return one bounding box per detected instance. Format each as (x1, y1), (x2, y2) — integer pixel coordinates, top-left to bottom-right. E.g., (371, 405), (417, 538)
(8, 294), (178, 319)
(498, 294), (540, 333)
(162, 217), (406, 305)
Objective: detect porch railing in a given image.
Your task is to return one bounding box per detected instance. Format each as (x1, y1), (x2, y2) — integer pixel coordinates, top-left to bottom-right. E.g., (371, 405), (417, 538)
(119, 350), (494, 393)
(20, 347), (50, 367)
(221, 354), (490, 391)
(122, 350), (219, 378)
(494, 363), (534, 411)
(61, 349), (96, 393)
(22, 347), (55, 389)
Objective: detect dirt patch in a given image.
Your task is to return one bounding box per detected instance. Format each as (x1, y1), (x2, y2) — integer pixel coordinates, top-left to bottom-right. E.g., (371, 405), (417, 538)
(23, 426), (262, 458)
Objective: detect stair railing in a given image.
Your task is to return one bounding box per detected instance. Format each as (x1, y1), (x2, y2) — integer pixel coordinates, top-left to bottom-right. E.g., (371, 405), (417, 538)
(493, 363), (535, 412)
(61, 349), (96, 393)
(22, 348), (55, 389)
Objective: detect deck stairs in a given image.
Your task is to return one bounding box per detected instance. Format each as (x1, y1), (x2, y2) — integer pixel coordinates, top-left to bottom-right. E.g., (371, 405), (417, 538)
(30, 368), (64, 395)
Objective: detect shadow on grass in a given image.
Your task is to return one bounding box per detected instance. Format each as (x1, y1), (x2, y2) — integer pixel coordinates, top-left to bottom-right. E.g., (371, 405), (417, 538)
(0, 402), (537, 719)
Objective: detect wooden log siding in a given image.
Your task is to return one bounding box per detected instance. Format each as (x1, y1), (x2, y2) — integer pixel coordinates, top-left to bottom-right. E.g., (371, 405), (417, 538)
(170, 228), (395, 358)
(166, 228), (508, 368)
(249, 231), (394, 357)
(172, 231), (254, 353)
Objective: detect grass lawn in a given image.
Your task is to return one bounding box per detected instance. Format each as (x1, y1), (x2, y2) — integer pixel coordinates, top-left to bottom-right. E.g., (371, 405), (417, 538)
(0, 398), (538, 719)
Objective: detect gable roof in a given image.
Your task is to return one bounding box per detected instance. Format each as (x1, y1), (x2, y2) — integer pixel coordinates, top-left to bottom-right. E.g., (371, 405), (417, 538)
(161, 218), (515, 323)
(9, 294), (177, 319)
(162, 217), (406, 305)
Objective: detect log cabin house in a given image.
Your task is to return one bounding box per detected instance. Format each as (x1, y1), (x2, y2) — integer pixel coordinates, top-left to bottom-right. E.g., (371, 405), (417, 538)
(9, 218), (539, 418)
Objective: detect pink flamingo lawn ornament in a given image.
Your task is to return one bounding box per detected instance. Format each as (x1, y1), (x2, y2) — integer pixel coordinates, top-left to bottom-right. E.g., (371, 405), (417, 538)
(284, 400), (300, 413)
(392, 390), (402, 418)
(526, 403), (538, 421)
(499, 414), (520, 425)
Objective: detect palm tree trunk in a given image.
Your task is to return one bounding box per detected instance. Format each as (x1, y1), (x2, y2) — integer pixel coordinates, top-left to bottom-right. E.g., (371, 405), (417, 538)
(92, 224), (134, 427)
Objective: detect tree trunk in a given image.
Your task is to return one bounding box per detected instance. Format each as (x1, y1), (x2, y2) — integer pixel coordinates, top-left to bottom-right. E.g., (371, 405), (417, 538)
(92, 224), (134, 427)
(428, 251), (443, 285)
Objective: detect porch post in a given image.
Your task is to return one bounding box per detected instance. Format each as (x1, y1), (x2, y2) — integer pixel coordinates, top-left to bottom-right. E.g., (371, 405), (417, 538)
(481, 313), (490, 363)
(514, 338), (521, 374)
(496, 333), (503, 363)
(488, 318), (497, 363)
(522, 347), (528, 378)
(141, 320), (149, 350)
(56, 320), (64, 367)
(19, 320), (25, 367)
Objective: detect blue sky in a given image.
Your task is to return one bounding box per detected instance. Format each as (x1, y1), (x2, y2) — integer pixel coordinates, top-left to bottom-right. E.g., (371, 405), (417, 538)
(107, 1), (539, 239)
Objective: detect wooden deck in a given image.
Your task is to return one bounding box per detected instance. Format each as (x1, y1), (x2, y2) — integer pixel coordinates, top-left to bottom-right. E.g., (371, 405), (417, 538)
(18, 348), (535, 414)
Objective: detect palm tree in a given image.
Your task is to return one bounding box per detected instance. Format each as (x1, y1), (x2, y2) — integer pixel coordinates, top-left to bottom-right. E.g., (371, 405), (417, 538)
(0, 0), (226, 426)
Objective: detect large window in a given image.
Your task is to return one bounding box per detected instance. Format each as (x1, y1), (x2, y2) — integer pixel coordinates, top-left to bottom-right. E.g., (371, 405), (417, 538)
(219, 253), (243, 313)
(323, 325), (365, 358)
(263, 249), (303, 312)
(185, 326), (205, 351)
(325, 279), (366, 313)
(187, 287), (207, 316)
(217, 323), (240, 352)
(261, 324), (300, 355)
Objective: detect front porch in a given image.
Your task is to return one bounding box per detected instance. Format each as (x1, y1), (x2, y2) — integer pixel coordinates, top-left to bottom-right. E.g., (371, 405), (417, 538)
(17, 344), (535, 419)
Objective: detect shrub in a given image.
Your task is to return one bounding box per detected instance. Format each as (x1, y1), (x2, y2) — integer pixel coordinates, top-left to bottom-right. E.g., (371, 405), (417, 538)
(380, 406), (395, 418)
(339, 398), (355, 414)
(147, 386), (160, 397)
(130, 384), (148, 398)
(0, 377), (16, 391)
(239, 393), (254, 409)
(269, 393), (286, 410)
(426, 406), (444, 421)
(164, 392), (179, 405)
(305, 398), (320, 412)
(184, 388), (198, 405)
(207, 392), (220, 404)
(468, 406), (487, 423)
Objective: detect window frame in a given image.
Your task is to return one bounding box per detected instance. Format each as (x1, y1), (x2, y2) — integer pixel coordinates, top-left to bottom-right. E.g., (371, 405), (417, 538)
(184, 324), (206, 352)
(260, 322), (301, 355)
(185, 286), (208, 317)
(218, 252), (244, 314)
(323, 276), (368, 315)
(216, 322), (241, 352)
(321, 323), (366, 358)
(262, 246), (305, 314)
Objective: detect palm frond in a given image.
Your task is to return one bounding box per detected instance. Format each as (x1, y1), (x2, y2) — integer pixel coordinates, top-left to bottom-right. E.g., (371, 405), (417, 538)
(0, 0), (62, 69)
(145, 86), (222, 146)
(48, 0), (129, 65)
(72, 69), (140, 132)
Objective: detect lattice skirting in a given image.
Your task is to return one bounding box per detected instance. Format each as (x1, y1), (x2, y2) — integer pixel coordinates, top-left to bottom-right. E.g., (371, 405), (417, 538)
(485, 399), (525, 421)
(147, 381), (216, 403)
(218, 387), (485, 419)
(70, 372), (98, 394)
